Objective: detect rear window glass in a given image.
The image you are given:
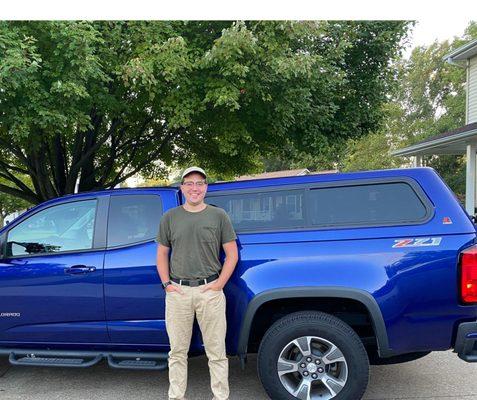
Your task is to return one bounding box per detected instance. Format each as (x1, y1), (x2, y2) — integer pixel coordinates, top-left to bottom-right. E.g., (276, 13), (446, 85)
(206, 190), (305, 231)
(107, 195), (162, 247)
(307, 182), (428, 226)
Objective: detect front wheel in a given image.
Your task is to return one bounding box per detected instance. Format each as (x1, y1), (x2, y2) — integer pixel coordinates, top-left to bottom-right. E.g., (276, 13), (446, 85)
(257, 311), (369, 400)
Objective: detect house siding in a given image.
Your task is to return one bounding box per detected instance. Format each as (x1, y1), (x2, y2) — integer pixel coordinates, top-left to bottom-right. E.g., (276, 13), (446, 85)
(468, 55), (477, 123)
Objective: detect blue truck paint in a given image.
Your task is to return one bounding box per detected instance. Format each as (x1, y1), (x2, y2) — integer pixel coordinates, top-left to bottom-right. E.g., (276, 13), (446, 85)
(0, 168), (477, 378)
(229, 233), (476, 355)
(0, 249), (108, 343)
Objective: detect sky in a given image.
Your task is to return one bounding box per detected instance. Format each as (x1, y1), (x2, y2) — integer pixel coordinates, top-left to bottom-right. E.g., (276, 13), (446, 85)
(410, 18), (472, 47)
(403, 17), (473, 58)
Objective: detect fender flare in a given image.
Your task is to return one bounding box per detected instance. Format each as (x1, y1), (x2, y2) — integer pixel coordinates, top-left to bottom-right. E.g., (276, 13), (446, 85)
(237, 286), (393, 358)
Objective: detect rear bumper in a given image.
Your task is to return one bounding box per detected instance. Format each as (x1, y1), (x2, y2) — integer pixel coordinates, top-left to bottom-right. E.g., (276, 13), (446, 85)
(454, 321), (477, 362)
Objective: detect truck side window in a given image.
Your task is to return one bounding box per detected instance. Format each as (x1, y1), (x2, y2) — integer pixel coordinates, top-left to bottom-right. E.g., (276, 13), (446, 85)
(206, 190), (305, 231)
(308, 182), (428, 226)
(107, 195), (163, 248)
(6, 200), (97, 256)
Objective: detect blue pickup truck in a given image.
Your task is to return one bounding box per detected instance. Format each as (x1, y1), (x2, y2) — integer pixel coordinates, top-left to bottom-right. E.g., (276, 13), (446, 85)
(1, 167), (477, 400)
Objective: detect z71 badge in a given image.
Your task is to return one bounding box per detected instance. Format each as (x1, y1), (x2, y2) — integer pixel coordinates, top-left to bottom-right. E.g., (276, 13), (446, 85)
(392, 237), (442, 248)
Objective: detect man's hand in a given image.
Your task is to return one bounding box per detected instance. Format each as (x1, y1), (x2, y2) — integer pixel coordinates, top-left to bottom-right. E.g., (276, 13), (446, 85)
(166, 284), (184, 294)
(201, 280), (224, 292)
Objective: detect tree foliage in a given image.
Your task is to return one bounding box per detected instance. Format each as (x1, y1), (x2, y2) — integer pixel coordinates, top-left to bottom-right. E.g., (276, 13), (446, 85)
(0, 177), (30, 226)
(1, 21), (410, 203)
(342, 21), (477, 199)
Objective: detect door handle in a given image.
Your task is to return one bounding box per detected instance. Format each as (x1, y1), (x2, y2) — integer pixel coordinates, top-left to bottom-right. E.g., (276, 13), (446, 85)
(64, 265), (97, 274)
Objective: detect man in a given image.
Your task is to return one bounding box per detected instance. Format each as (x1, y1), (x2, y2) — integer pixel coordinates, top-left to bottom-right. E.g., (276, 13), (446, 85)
(156, 166), (238, 400)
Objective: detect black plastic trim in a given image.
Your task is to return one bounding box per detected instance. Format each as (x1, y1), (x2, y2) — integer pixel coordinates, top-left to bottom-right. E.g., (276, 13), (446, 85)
(1, 247), (106, 260)
(237, 287), (393, 358)
(0, 232), (5, 259)
(454, 321), (477, 362)
(8, 352), (102, 368)
(107, 354), (168, 370)
(0, 348), (169, 370)
(105, 238), (158, 251)
(93, 195), (109, 249)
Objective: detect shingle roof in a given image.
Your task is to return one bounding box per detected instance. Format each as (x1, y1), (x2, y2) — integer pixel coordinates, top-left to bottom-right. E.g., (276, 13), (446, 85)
(235, 168), (310, 180)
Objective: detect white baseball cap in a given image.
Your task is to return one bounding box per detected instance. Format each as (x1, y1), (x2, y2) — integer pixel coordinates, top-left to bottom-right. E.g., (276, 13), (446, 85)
(181, 166), (207, 180)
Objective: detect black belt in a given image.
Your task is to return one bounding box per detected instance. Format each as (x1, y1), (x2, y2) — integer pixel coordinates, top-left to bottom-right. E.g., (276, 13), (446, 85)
(171, 273), (219, 287)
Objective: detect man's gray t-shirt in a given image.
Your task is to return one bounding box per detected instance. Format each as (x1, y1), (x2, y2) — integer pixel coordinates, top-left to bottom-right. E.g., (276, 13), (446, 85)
(157, 205), (237, 280)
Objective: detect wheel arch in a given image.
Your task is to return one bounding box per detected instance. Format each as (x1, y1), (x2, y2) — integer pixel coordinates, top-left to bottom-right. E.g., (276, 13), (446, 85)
(237, 287), (393, 358)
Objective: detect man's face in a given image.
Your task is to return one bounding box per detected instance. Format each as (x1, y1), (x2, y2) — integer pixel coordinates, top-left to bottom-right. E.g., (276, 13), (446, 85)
(181, 172), (208, 206)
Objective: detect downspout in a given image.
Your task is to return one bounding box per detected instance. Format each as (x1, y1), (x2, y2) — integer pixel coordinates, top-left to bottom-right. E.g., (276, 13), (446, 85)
(444, 56), (468, 122)
(445, 56), (473, 212)
(466, 59), (470, 125)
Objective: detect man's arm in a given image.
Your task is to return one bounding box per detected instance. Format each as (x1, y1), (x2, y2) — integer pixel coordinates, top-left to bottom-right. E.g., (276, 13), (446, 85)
(203, 240), (238, 291)
(156, 244), (182, 293)
(156, 244), (171, 283)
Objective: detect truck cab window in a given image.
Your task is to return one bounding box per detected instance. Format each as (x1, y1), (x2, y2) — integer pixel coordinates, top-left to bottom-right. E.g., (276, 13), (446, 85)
(107, 195), (163, 248)
(6, 200), (97, 256)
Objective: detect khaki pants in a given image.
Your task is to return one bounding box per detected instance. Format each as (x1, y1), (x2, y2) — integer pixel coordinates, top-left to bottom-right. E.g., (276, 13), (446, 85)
(165, 283), (228, 400)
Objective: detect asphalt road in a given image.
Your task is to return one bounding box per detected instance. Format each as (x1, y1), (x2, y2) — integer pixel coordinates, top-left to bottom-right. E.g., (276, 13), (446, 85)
(0, 350), (476, 400)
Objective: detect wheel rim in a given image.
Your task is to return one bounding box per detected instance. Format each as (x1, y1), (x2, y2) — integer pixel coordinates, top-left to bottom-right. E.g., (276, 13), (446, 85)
(276, 335), (348, 400)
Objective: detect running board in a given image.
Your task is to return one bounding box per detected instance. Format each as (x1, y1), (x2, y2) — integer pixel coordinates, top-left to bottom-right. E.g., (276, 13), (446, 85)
(107, 354), (168, 370)
(9, 352), (101, 368)
(0, 348), (168, 370)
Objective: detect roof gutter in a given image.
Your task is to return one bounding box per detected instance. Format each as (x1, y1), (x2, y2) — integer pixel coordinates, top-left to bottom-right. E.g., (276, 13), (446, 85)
(391, 127), (477, 157)
(443, 38), (477, 67)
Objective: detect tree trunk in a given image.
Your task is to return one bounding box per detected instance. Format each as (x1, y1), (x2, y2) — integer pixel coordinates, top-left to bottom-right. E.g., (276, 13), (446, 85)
(78, 129), (99, 192)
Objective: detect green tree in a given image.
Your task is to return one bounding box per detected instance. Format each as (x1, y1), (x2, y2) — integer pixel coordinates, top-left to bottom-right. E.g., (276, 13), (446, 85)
(0, 177), (31, 226)
(0, 21), (410, 204)
(342, 21), (477, 199)
(341, 102), (406, 172)
(261, 21), (412, 172)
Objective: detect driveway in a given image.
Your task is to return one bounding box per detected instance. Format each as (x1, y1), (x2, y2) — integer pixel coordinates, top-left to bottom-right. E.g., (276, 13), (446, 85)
(0, 350), (476, 399)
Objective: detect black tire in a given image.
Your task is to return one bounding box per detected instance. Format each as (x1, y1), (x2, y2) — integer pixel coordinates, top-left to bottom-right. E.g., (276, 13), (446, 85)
(257, 311), (369, 400)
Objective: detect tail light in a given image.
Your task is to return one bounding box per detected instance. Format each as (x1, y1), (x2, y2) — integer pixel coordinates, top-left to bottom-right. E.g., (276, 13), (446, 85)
(460, 245), (477, 304)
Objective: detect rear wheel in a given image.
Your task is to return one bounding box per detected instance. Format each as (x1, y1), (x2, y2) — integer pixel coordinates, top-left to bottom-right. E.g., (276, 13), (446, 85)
(257, 311), (369, 400)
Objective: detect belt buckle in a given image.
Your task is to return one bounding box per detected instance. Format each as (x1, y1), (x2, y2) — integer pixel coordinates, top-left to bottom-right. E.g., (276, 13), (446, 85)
(189, 280), (199, 287)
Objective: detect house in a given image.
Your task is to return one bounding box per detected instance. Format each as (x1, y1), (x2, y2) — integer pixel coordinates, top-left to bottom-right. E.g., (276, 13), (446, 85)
(392, 38), (477, 215)
(234, 168), (311, 180)
(234, 168), (338, 181)
(3, 209), (26, 227)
